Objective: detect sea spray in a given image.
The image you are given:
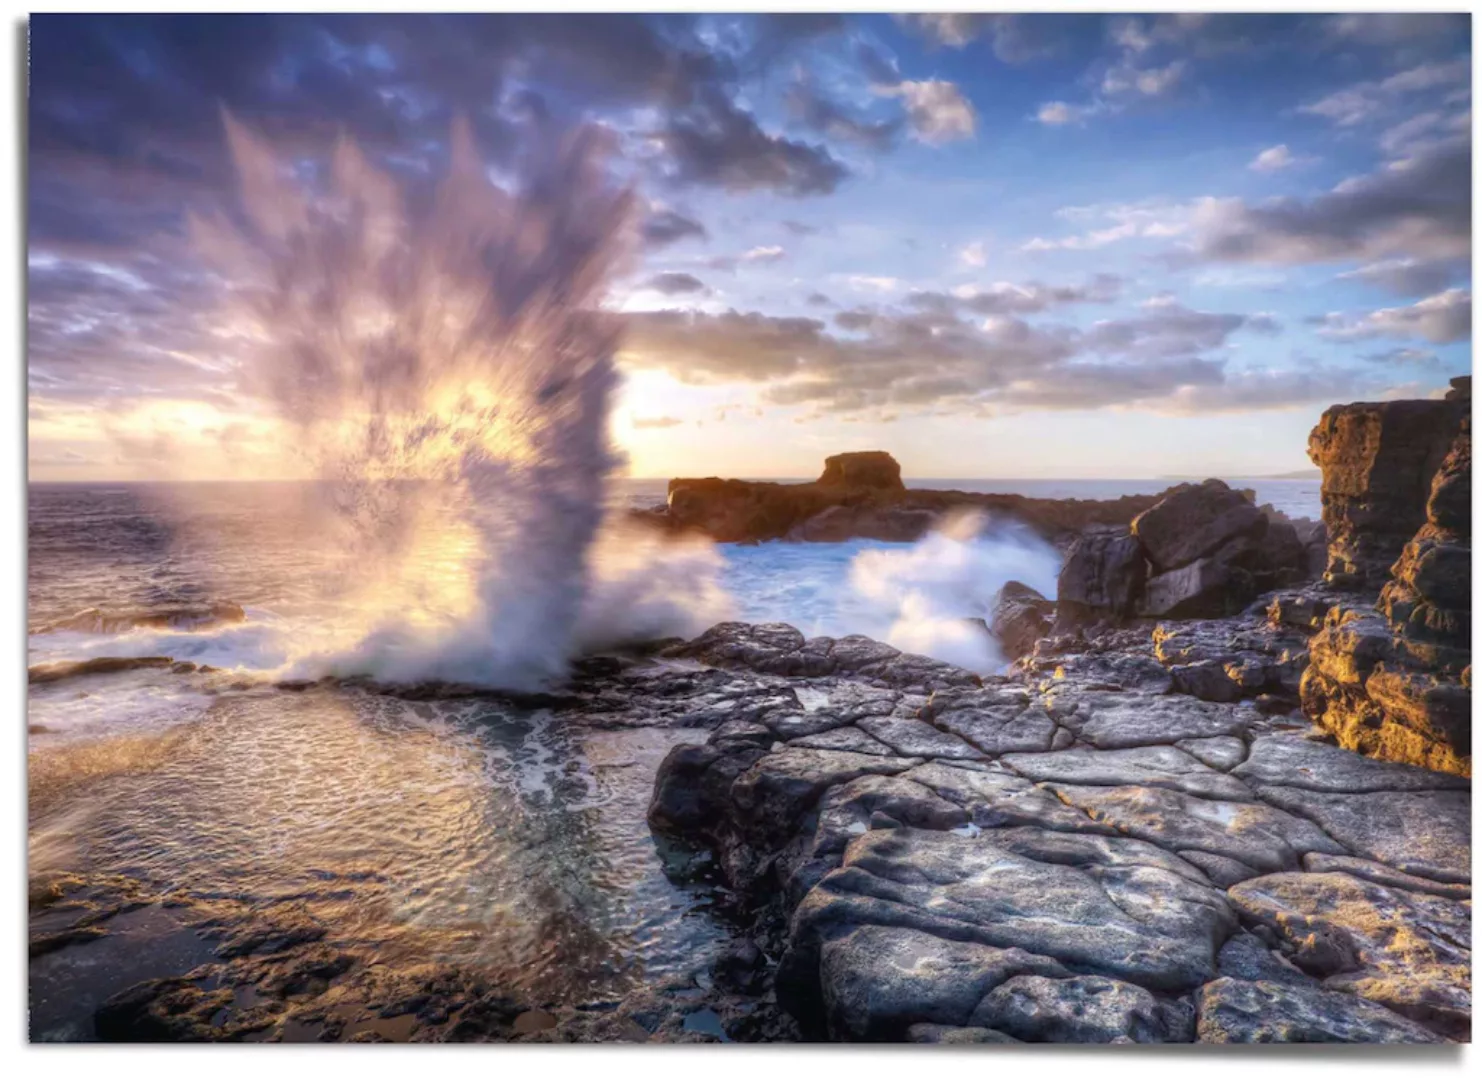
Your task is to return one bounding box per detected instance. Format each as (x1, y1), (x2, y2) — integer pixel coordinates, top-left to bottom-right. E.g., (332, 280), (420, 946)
(191, 115), (732, 688)
(844, 510), (1060, 673)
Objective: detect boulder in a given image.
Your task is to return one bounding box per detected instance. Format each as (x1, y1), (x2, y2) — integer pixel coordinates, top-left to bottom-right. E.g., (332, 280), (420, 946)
(1131, 479), (1266, 573)
(1138, 543), (1254, 619)
(1056, 529), (1147, 622)
(989, 581), (1053, 661)
(816, 451), (904, 490)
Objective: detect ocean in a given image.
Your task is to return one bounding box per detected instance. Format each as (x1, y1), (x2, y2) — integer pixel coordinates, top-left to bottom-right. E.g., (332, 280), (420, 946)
(26, 475), (1321, 1039)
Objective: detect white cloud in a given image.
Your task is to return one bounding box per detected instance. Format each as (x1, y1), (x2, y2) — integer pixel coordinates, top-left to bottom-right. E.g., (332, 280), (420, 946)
(959, 240), (987, 267)
(741, 245), (786, 263)
(1314, 288), (1471, 345)
(1248, 144), (1305, 172)
(889, 79), (977, 144)
(1035, 101), (1091, 125)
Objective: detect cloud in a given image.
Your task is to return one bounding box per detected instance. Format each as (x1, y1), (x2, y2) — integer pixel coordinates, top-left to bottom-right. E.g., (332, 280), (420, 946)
(884, 79), (977, 144)
(631, 414), (685, 429)
(619, 292), (1294, 416)
(1323, 13), (1470, 45)
(644, 272), (707, 295)
(655, 86), (850, 196)
(1248, 144), (1308, 172)
(742, 245), (786, 263)
(1023, 199), (1191, 251)
(899, 14), (1064, 63)
(1186, 137), (1471, 265)
(1298, 58), (1470, 128)
(787, 78), (901, 152)
(1313, 288), (1471, 344)
(908, 274), (1123, 317)
(782, 219), (819, 236)
(1336, 257), (1468, 296)
(1035, 101), (1093, 126)
(806, 292), (833, 307)
(642, 208), (708, 248)
(959, 241), (987, 267)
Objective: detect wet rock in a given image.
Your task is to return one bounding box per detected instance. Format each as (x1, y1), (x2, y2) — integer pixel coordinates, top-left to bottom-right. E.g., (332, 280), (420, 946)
(899, 761), (1113, 834)
(990, 582), (1054, 662)
(1229, 872), (1470, 1037)
(783, 827), (1236, 1014)
(1055, 530), (1147, 623)
(1046, 783), (1346, 874)
(1196, 978), (1444, 1043)
(971, 974), (1195, 1044)
(814, 926), (1069, 1039)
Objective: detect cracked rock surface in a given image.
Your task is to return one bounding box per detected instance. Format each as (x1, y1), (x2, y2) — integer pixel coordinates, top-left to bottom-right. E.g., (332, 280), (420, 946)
(647, 619), (1471, 1043)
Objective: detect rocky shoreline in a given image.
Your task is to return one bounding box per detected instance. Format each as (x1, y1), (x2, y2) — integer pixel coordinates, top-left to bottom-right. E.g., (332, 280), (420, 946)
(30, 384), (1472, 1044)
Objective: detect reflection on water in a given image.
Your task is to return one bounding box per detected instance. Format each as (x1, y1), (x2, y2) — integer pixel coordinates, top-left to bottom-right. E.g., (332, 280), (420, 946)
(29, 686), (730, 1007)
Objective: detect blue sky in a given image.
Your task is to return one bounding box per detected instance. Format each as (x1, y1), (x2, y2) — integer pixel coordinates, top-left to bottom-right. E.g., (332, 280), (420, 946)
(26, 13), (1473, 480)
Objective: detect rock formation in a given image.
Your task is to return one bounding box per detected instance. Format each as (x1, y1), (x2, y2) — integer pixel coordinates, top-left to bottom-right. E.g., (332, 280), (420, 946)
(652, 452), (1175, 546)
(646, 620), (1470, 1043)
(1302, 382), (1472, 777)
(1307, 389), (1469, 589)
(1053, 480), (1318, 627)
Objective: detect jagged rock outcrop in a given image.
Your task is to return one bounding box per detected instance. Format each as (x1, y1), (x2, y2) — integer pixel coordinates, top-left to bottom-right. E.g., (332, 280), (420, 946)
(645, 620), (1470, 1044)
(989, 581), (1054, 662)
(1307, 390), (1468, 589)
(1301, 383), (1471, 777)
(652, 452), (1172, 545)
(1055, 481), (1317, 625)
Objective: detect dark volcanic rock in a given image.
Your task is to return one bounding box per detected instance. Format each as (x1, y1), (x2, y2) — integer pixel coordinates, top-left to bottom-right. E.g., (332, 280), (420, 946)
(640, 619), (1470, 1044)
(1131, 479), (1266, 574)
(989, 581), (1054, 662)
(1055, 529), (1147, 623)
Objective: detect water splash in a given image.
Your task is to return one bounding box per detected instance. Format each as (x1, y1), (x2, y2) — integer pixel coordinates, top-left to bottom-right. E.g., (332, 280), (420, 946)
(191, 115), (731, 689)
(845, 511), (1060, 672)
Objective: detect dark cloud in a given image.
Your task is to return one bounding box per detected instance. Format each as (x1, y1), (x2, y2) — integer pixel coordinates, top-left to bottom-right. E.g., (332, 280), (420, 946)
(653, 85), (849, 195)
(1312, 289), (1471, 345)
(644, 271), (707, 295)
(1187, 138), (1471, 265)
(782, 220), (819, 236)
(1336, 257), (1468, 297)
(806, 292), (833, 307)
(786, 81), (901, 153)
(642, 208), (708, 248)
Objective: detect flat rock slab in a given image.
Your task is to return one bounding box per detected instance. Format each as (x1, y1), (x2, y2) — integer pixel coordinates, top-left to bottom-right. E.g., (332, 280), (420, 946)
(790, 827), (1235, 994)
(1302, 854), (1471, 900)
(1196, 978), (1444, 1043)
(927, 704), (1057, 755)
(1234, 734), (1472, 793)
(856, 716), (988, 760)
(1177, 736), (1249, 771)
(1230, 871), (1471, 1037)
(1057, 692), (1250, 749)
(815, 925), (1069, 1039)
(787, 726), (897, 756)
(971, 974), (1194, 1044)
(1003, 745), (1255, 802)
(1257, 786), (1471, 883)
(1048, 783), (1347, 874)
(899, 762), (1114, 834)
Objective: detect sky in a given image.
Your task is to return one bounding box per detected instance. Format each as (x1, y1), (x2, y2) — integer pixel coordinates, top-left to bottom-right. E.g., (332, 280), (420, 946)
(26, 12), (1474, 482)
